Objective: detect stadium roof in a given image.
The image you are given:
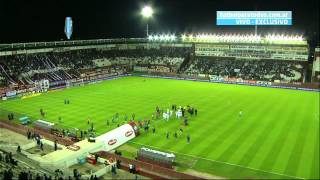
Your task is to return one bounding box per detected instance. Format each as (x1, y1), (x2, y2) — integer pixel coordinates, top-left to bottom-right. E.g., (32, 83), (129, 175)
(148, 33), (307, 45)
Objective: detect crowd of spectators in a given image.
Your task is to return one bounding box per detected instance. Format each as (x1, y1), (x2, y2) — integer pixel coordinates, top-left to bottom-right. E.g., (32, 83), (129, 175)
(186, 57), (305, 82)
(0, 47), (191, 87)
(0, 46), (308, 87)
(0, 150), (57, 180)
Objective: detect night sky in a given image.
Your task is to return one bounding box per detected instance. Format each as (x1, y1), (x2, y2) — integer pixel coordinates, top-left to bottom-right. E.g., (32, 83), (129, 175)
(0, 0), (319, 45)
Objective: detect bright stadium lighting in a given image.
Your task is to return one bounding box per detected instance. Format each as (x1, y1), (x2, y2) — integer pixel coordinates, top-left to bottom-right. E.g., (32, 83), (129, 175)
(170, 34), (176, 41)
(154, 35), (159, 40)
(164, 34), (170, 41)
(141, 6), (153, 18)
(141, 6), (154, 37)
(159, 34), (165, 41)
(148, 35), (154, 41)
(181, 34), (187, 41)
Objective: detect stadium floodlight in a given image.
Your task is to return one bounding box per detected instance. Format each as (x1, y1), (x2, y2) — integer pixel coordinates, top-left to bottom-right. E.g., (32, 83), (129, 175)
(164, 34), (170, 41)
(181, 34), (187, 41)
(141, 6), (154, 37)
(154, 35), (159, 40)
(159, 34), (165, 41)
(141, 6), (153, 18)
(148, 35), (154, 41)
(170, 34), (176, 41)
(188, 34), (194, 41)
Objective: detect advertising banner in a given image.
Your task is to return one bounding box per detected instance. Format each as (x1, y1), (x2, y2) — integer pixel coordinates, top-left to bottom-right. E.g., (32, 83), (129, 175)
(217, 11), (292, 25)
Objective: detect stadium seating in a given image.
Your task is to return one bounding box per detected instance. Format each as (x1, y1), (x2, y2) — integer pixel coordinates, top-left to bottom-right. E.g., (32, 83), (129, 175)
(0, 47), (191, 87)
(0, 46), (308, 87)
(185, 57), (305, 82)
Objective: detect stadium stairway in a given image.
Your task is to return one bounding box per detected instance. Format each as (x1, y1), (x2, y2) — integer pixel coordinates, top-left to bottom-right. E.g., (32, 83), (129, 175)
(178, 53), (194, 73)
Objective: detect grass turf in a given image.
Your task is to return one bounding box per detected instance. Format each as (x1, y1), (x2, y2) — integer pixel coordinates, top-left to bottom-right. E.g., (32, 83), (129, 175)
(0, 76), (319, 179)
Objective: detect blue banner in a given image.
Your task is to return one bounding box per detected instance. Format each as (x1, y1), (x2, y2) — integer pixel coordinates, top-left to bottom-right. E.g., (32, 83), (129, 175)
(217, 11), (292, 26)
(64, 17), (73, 39)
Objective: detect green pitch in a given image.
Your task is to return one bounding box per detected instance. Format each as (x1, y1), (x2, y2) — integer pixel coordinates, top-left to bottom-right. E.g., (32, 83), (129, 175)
(0, 76), (319, 179)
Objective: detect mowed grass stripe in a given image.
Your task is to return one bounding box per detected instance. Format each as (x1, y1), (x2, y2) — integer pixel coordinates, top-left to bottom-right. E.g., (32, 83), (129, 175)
(232, 93), (287, 167)
(0, 76), (318, 179)
(214, 96), (272, 163)
(283, 98), (313, 177)
(271, 95), (313, 176)
(171, 96), (241, 154)
(258, 94), (300, 173)
(180, 92), (256, 157)
(310, 125), (319, 179)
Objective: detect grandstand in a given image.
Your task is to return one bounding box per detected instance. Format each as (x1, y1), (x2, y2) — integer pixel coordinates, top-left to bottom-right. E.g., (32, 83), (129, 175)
(0, 33), (312, 89)
(0, 34), (319, 179)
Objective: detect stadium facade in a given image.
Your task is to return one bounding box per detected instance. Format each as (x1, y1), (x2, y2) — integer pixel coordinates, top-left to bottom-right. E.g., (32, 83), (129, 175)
(0, 33), (317, 98)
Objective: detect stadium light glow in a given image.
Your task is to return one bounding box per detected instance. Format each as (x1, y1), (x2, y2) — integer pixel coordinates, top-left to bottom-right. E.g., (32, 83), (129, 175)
(181, 34), (187, 41)
(164, 34), (170, 41)
(170, 34), (176, 41)
(148, 35), (154, 41)
(265, 34), (305, 41)
(141, 6), (153, 18)
(159, 34), (165, 41)
(188, 34), (194, 40)
(150, 32), (304, 44)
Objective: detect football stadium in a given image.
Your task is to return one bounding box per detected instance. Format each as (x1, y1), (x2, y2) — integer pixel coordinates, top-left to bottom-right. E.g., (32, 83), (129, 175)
(0, 0), (319, 180)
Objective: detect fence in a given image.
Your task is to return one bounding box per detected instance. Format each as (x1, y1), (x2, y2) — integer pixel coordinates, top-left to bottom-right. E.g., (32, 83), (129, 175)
(0, 120), (74, 146)
(98, 151), (203, 179)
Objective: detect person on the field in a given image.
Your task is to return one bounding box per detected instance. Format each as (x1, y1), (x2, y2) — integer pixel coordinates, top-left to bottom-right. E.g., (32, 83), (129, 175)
(184, 117), (188, 126)
(182, 108), (185, 117)
(41, 111), (45, 117)
(176, 109), (182, 119)
(40, 142), (43, 151)
(144, 124), (149, 132)
(132, 113), (135, 120)
(239, 110), (243, 118)
(187, 134), (190, 144)
(174, 132), (178, 139)
(106, 120), (110, 126)
(54, 140), (58, 151)
(195, 109), (198, 116)
(152, 127), (155, 134)
(166, 132), (169, 139)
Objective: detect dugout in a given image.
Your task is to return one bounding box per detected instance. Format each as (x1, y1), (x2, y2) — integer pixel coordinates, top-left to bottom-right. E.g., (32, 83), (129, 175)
(40, 123), (138, 169)
(34, 120), (55, 132)
(137, 147), (175, 168)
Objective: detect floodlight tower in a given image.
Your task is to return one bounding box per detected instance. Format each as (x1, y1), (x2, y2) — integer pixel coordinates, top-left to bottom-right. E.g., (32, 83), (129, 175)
(141, 6), (154, 37)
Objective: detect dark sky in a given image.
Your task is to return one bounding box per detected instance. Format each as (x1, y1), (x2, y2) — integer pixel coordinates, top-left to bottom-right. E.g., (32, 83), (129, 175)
(0, 0), (319, 45)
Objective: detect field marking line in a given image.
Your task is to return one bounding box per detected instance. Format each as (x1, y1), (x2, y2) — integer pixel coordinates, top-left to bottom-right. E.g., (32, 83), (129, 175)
(129, 141), (305, 180)
(12, 121), (305, 180)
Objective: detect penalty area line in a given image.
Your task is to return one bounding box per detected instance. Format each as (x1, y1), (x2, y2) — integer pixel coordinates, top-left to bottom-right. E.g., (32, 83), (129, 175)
(128, 141), (304, 180)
